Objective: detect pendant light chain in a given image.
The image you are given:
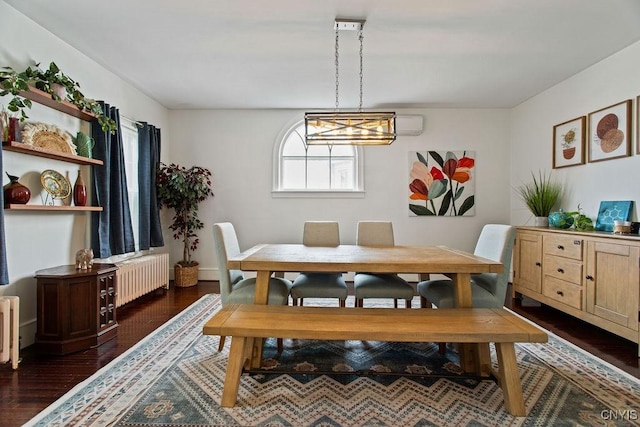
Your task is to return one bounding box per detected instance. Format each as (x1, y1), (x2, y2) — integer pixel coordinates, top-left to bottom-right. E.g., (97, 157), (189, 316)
(358, 28), (364, 112)
(335, 27), (340, 111)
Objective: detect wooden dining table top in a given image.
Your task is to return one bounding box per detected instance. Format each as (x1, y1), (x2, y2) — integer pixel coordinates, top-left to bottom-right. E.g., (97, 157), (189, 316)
(227, 244), (503, 275)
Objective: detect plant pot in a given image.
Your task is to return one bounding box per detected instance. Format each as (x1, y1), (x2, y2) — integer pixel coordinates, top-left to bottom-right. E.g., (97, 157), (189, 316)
(562, 147), (576, 159)
(174, 262), (198, 287)
(50, 83), (67, 100)
(534, 216), (549, 227)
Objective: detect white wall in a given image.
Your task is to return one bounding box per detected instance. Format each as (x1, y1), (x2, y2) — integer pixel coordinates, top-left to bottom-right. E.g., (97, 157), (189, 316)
(510, 41), (640, 225)
(0, 1), (170, 346)
(168, 108), (512, 281)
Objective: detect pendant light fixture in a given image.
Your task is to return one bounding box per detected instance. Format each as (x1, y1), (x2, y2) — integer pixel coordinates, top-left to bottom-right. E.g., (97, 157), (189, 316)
(305, 19), (396, 146)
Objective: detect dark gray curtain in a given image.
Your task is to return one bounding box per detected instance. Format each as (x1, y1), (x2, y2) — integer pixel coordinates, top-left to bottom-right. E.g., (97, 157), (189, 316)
(138, 122), (164, 250)
(91, 102), (135, 257)
(0, 147), (9, 284)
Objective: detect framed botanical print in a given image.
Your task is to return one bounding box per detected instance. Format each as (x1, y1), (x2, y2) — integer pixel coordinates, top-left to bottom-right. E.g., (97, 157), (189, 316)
(552, 116), (585, 168)
(587, 100), (632, 163)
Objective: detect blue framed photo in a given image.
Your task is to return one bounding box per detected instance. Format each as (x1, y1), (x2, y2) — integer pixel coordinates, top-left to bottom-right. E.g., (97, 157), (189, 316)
(595, 200), (633, 232)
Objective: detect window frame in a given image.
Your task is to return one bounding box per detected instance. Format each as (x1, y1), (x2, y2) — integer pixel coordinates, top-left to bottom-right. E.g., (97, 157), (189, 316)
(272, 118), (365, 198)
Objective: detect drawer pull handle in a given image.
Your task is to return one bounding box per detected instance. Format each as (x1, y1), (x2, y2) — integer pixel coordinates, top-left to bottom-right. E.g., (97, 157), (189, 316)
(557, 268), (564, 274)
(535, 262), (541, 267)
(556, 290), (564, 296)
(586, 275), (594, 281)
(557, 245), (564, 250)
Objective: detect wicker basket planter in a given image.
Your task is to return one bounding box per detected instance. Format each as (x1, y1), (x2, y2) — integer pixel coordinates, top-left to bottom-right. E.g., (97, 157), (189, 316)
(174, 263), (198, 287)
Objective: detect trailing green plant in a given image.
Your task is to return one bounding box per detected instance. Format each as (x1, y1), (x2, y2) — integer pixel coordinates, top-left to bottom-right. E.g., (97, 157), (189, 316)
(0, 62), (117, 133)
(0, 65), (39, 120)
(156, 163), (214, 266)
(564, 205), (595, 231)
(515, 171), (562, 217)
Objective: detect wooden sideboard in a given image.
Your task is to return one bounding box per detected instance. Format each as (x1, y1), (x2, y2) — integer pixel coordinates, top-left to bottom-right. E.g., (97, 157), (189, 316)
(35, 263), (118, 355)
(513, 226), (640, 356)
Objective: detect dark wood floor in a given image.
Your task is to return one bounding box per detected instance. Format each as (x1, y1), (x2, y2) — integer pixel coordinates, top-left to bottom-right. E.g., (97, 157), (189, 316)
(0, 282), (638, 426)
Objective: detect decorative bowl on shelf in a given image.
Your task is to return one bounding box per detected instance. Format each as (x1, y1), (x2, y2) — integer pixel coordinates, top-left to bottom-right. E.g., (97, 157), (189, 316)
(548, 210), (574, 229)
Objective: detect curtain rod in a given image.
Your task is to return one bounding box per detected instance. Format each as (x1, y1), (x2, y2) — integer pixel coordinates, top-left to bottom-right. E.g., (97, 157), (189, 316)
(120, 114), (144, 127)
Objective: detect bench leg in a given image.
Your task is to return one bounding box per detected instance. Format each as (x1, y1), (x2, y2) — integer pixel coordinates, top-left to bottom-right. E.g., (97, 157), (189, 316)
(495, 342), (526, 416)
(221, 336), (247, 407)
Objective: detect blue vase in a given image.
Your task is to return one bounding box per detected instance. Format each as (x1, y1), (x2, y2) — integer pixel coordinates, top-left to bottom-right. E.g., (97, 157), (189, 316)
(548, 210), (574, 229)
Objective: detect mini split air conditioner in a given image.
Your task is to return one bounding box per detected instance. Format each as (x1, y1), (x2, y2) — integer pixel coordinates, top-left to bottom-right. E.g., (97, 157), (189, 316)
(395, 115), (424, 136)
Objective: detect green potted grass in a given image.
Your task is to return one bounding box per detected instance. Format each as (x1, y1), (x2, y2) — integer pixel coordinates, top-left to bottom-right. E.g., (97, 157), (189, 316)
(156, 163), (214, 287)
(515, 171), (562, 227)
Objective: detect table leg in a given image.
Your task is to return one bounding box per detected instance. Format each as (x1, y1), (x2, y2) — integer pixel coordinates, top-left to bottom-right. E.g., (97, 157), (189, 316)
(450, 273), (477, 372)
(221, 336), (247, 407)
(253, 270), (272, 304)
(250, 270), (273, 368)
(495, 342), (526, 416)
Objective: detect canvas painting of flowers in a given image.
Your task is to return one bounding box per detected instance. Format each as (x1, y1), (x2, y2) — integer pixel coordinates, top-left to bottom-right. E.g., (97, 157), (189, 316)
(409, 151), (475, 216)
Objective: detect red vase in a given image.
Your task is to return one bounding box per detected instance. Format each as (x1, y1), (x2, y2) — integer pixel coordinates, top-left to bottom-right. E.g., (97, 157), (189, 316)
(3, 172), (31, 206)
(73, 170), (87, 207)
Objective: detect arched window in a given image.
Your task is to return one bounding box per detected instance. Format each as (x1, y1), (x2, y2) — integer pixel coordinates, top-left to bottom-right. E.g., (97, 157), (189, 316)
(273, 121), (364, 196)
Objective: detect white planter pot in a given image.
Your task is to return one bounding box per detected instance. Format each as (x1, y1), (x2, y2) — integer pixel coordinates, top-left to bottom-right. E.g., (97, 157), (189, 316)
(534, 216), (549, 227)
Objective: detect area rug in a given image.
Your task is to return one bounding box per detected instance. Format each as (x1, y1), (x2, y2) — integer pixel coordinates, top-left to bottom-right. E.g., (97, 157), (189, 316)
(25, 294), (640, 426)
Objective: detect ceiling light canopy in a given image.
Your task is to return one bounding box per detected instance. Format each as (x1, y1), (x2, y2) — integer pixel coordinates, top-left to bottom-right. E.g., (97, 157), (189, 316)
(304, 19), (396, 146)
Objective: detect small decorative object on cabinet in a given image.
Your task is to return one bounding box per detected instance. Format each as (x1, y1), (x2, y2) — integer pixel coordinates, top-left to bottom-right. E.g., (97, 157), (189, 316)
(75, 248), (93, 269)
(73, 169), (87, 206)
(513, 227), (640, 357)
(595, 200), (633, 232)
(35, 263), (118, 355)
(3, 172), (31, 205)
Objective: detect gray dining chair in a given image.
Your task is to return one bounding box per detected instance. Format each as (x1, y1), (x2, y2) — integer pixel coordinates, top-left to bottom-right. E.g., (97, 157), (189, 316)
(290, 221), (348, 307)
(417, 223), (515, 353)
(213, 222), (292, 351)
(353, 221), (414, 308)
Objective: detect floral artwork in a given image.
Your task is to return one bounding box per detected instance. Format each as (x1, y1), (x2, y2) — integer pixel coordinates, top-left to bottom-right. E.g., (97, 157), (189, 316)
(409, 151), (475, 216)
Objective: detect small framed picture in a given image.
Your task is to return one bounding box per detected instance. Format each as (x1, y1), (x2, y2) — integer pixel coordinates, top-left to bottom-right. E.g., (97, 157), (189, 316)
(588, 100), (632, 163)
(595, 200), (633, 232)
(552, 116), (585, 168)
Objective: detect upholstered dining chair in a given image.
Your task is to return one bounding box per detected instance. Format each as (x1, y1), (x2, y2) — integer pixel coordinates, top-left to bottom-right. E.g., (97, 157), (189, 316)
(417, 223), (515, 353)
(290, 221), (348, 307)
(213, 222), (292, 351)
(353, 221), (414, 308)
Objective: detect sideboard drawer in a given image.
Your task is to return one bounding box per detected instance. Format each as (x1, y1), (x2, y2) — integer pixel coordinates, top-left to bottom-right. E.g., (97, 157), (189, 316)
(542, 276), (583, 310)
(543, 255), (582, 285)
(543, 235), (583, 260)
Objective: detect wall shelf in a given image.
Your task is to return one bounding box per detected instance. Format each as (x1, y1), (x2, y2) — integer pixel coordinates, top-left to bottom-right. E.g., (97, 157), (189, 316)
(4, 204), (102, 212)
(2, 141), (103, 166)
(19, 86), (97, 121)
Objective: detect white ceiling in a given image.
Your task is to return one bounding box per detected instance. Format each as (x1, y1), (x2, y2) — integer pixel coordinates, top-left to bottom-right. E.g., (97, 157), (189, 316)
(5, 0), (640, 110)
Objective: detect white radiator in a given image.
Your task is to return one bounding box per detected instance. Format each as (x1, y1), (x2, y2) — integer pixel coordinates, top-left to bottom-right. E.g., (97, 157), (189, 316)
(116, 253), (169, 307)
(0, 296), (19, 370)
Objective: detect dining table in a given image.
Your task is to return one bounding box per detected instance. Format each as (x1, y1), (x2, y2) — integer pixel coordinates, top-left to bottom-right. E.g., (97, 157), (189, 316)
(227, 243), (503, 373)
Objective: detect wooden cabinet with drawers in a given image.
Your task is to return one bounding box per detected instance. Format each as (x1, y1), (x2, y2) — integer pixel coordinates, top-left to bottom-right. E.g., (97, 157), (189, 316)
(35, 263), (118, 355)
(513, 227), (640, 356)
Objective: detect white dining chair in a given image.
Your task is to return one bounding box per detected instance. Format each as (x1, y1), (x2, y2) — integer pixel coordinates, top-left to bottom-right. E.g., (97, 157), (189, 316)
(417, 223), (515, 353)
(289, 221), (348, 307)
(213, 222), (292, 351)
(353, 221), (414, 308)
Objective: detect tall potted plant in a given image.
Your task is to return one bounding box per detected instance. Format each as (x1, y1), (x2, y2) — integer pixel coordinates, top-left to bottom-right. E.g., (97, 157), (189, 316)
(157, 163), (214, 287)
(515, 171), (562, 227)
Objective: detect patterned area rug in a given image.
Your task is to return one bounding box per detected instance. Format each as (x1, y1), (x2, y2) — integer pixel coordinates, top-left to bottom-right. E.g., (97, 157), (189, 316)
(25, 294), (640, 426)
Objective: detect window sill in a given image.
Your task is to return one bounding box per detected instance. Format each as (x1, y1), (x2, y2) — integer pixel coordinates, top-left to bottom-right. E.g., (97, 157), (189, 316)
(271, 190), (365, 199)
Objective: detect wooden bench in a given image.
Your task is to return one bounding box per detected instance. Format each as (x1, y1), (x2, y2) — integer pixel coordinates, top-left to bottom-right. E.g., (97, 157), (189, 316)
(203, 304), (547, 416)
